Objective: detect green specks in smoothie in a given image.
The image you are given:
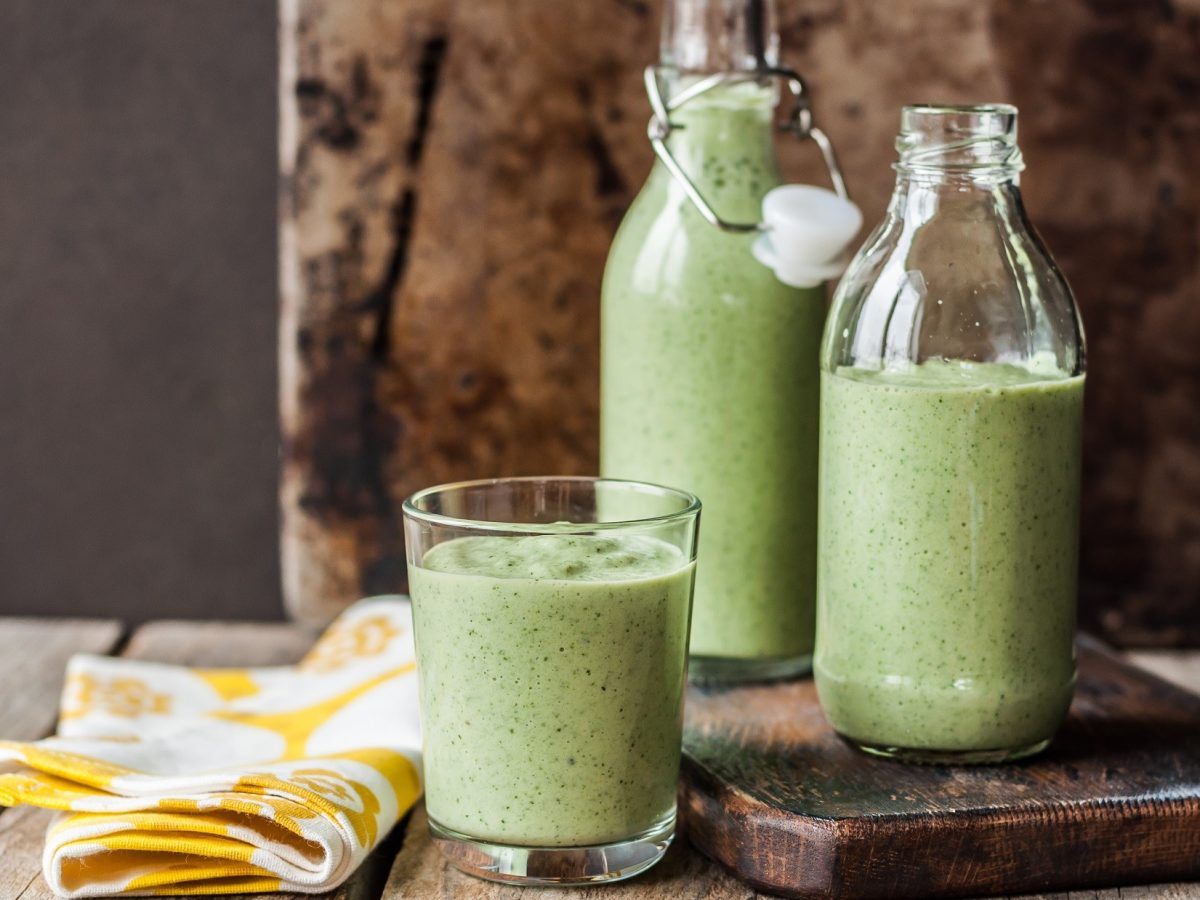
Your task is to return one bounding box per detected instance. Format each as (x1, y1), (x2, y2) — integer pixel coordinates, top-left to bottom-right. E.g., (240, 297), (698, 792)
(410, 533), (694, 846)
(814, 360), (1084, 753)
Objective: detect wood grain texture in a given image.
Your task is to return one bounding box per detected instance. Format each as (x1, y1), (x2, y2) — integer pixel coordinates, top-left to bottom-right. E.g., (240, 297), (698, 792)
(1009, 890), (1200, 900)
(682, 640), (1200, 899)
(0, 805), (61, 900)
(279, 0), (651, 625)
(121, 619), (316, 666)
(280, 0), (446, 625)
(0, 619), (123, 741)
(1001, 890), (1200, 900)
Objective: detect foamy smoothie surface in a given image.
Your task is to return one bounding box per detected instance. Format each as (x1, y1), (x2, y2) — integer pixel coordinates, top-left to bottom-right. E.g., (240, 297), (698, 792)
(420, 532), (685, 581)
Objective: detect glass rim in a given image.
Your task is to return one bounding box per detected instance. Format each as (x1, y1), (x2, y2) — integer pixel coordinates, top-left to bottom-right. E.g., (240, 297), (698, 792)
(896, 103), (1022, 175)
(401, 475), (702, 534)
(902, 102), (1017, 117)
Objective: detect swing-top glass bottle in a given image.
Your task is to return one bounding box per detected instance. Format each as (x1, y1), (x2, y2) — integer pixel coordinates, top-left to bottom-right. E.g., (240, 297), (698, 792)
(602, 0), (845, 682)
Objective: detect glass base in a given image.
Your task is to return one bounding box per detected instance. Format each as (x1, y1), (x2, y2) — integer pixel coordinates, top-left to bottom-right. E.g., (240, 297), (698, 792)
(428, 810), (675, 885)
(689, 653), (812, 685)
(848, 736), (1051, 765)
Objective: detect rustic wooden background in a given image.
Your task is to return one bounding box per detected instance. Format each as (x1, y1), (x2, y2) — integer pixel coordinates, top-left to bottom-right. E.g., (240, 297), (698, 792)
(280, 0), (1200, 641)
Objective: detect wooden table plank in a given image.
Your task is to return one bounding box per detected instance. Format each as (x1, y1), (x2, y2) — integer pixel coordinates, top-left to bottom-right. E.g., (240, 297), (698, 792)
(121, 619), (315, 666)
(0, 619), (124, 900)
(0, 618), (123, 741)
(0, 806), (62, 900)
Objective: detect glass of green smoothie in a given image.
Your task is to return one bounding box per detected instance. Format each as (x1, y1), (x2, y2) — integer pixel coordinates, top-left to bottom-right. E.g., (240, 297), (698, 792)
(402, 476), (700, 884)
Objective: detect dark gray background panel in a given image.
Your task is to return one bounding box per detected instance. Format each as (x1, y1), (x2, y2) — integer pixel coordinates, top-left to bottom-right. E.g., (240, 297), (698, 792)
(0, 0), (280, 621)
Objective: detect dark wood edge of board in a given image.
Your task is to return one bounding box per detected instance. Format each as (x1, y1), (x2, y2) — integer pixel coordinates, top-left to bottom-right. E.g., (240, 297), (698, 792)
(681, 642), (1200, 899)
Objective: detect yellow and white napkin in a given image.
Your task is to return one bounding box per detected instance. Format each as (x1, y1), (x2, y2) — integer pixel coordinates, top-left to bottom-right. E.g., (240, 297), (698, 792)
(0, 597), (422, 897)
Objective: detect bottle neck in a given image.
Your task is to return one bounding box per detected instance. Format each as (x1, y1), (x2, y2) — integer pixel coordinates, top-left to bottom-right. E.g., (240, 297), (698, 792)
(888, 170), (1022, 226)
(660, 0), (778, 81)
(894, 104), (1022, 179)
(654, 0), (783, 216)
(887, 103), (1025, 227)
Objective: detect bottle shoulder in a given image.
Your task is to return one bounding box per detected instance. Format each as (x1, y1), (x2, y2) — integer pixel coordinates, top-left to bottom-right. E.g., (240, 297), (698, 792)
(823, 197), (1085, 376)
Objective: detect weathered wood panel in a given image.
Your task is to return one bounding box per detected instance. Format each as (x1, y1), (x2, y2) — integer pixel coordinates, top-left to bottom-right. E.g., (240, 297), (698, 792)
(994, 0), (1200, 645)
(280, 0), (1200, 638)
(1005, 889), (1200, 900)
(279, 0), (650, 624)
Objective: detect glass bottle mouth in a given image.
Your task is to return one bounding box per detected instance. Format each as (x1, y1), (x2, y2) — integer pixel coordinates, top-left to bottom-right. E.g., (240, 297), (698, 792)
(895, 104), (1024, 175)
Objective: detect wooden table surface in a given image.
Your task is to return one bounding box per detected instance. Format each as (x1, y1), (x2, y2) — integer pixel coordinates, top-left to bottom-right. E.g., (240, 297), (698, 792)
(1, 618), (1197, 900)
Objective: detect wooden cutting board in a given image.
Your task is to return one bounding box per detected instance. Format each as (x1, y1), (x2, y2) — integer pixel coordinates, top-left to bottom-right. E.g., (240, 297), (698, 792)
(681, 638), (1200, 899)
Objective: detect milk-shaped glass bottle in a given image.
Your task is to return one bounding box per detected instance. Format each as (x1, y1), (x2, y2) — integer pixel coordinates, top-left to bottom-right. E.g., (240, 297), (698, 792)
(816, 105), (1086, 763)
(602, 0), (845, 682)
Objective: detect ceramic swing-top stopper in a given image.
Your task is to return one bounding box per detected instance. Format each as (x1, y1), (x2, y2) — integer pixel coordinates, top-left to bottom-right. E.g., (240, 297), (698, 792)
(751, 185), (863, 289)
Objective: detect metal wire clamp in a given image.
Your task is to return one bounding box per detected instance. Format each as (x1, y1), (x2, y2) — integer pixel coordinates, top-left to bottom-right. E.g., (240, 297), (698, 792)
(644, 65), (849, 234)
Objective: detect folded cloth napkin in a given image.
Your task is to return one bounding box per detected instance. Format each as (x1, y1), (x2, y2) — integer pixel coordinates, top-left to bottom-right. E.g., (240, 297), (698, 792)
(0, 597), (422, 897)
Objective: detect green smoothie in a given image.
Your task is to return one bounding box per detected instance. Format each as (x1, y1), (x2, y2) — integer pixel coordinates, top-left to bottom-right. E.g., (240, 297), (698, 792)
(815, 359), (1084, 755)
(409, 533), (694, 846)
(601, 83), (825, 671)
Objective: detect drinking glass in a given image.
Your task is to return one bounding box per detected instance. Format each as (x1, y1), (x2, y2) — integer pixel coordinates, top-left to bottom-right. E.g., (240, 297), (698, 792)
(403, 476), (700, 884)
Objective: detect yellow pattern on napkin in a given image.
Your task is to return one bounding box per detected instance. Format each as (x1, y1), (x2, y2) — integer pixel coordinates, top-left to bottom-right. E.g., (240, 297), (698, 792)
(0, 598), (422, 897)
